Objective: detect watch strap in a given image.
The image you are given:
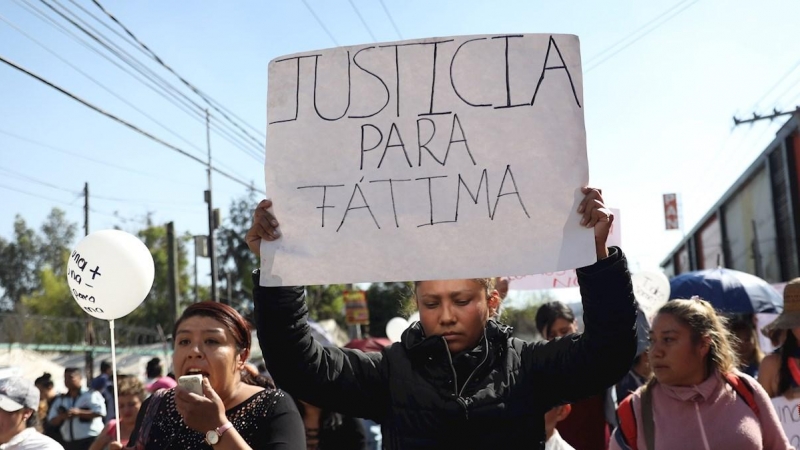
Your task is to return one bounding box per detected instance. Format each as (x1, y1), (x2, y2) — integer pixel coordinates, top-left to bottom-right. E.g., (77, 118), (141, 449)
(216, 422), (234, 437)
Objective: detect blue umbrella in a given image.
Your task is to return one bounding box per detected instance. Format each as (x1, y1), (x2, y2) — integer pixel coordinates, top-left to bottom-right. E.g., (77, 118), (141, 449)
(669, 267), (783, 314)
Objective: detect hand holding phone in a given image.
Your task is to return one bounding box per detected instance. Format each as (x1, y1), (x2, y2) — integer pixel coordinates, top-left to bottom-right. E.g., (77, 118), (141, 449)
(178, 375), (203, 396)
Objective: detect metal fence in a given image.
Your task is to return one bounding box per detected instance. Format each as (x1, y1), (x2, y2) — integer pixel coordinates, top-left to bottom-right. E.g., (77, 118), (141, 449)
(0, 313), (162, 351)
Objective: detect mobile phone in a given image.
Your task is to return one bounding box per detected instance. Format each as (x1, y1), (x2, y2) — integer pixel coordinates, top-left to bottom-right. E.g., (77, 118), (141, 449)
(177, 374), (203, 395)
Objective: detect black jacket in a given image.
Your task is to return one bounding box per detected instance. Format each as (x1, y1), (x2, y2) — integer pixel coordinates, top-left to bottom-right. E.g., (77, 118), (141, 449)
(254, 247), (637, 449)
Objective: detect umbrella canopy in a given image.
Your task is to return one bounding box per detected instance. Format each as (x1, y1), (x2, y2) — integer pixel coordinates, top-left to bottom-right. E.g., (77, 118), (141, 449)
(669, 267), (783, 314)
(344, 337), (391, 352)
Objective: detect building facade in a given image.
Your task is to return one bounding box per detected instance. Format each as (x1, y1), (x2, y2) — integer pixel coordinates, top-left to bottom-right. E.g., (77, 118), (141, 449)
(660, 115), (800, 283)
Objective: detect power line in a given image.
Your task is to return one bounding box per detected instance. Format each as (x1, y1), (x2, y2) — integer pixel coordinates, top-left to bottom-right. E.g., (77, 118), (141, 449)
(0, 54), (252, 189)
(585, 0), (700, 72)
(13, 0), (204, 122)
(0, 182), (79, 206)
(378, 0), (403, 40)
(19, 0), (264, 162)
(0, 165), (203, 210)
(347, 0), (377, 42)
(0, 128), (194, 187)
(300, 0), (340, 46)
(0, 182), (118, 219)
(0, 166), (79, 195)
(89, 0), (267, 147)
(0, 163), (209, 217)
(0, 12), (207, 156)
(748, 57), (800, 112)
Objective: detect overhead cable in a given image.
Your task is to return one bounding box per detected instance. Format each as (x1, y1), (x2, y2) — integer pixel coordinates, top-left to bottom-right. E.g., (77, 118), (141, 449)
(585, 0), (700, 72)
(300, 0), (340, 46)
(0, 54), (252, 189)
(377, 0), (403, 40)
(347, 0), (377, 42)
(89, 0), (267, 147)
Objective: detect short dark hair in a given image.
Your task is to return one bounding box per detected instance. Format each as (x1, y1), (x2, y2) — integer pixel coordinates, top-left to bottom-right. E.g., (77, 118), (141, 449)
(100, 361), (112, 373)
(535, 301), (575, 338)
(34, 373), (53, 389)
(146, 358), (163, 379)
(64, 367), (81, 377)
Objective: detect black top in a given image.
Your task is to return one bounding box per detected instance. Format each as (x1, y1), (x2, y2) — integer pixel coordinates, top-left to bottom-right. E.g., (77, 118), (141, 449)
(254, 247), (639, 450)
(127, 388), (305, 449)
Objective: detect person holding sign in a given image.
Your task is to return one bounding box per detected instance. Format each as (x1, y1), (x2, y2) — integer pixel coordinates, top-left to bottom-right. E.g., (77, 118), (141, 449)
(125, 301), (305, 450)
(611, 298), (792, 450)
(248, 187), (638, 450)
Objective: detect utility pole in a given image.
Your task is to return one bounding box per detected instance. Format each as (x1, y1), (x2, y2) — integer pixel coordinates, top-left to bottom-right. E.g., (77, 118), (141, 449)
(205, 109), (219, 302)
(167, 222), (179, 325)
(83, 182), (94, 380)
(84, 182), (89, 236)
(733, 107), (800, 126)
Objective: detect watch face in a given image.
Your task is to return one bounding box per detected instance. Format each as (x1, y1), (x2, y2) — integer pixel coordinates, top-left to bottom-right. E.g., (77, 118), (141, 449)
(206, 430), (220, 445)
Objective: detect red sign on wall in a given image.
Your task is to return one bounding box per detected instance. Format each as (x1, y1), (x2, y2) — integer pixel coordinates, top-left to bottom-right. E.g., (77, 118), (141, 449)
(663, 194), (680, 230)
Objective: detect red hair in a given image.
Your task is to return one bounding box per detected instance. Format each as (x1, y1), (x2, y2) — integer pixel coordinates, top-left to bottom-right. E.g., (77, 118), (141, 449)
(173, 301), (252, 352)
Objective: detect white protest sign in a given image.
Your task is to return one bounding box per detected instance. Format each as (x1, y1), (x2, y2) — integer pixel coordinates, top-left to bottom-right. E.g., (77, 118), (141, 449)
(772, 396), (800, 447)
(263, 34), (590, 286)
(631, 271), (670, 321)
(508, 208), (620, 290)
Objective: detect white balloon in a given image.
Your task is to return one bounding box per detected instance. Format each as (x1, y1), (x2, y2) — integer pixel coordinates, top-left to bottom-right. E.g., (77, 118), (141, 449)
(385, 317), (409, 343)
(67, 230), (154, 320)
(408, 311), (420, 324)
(631, 271), (670, 321)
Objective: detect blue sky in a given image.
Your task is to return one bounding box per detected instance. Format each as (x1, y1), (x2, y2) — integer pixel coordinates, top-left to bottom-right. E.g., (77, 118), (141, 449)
(1, 0), (798, 293)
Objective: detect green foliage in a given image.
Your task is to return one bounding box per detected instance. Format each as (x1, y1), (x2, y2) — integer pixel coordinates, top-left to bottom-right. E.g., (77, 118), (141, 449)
(22, 266), (82, 317)
(216, 190), (259, 315)
(0, 216), (40, 309)
(499, 292), (558, 341)
(39, 208), (77, 276)
(500, 304), (540, 341)
(365, 282), (414, 338)
(304, 284), (347, 327)
(120, 219), (192, 334)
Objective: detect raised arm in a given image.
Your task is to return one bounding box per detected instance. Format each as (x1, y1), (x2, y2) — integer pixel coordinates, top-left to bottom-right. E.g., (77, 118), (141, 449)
(248, 200), (389, 421)
(522, 187), (637, 408)
(523, 246), (638, 408)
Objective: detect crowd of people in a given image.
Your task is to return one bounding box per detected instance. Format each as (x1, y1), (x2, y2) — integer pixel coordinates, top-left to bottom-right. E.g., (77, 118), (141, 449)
(0, 189), (797, 449)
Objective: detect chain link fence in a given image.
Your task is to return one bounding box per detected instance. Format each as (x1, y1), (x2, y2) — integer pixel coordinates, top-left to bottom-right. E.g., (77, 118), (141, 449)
(0, 313), (162, 348)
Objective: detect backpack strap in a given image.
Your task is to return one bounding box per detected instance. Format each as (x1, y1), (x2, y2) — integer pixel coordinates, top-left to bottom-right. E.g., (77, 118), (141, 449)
(641, 384), (656, 450)
(617, 394), (638, 450)
(723, 372), (760, 420)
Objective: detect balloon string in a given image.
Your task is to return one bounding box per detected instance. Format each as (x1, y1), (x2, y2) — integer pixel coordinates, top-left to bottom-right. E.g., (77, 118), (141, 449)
(110, 319), (121, 444)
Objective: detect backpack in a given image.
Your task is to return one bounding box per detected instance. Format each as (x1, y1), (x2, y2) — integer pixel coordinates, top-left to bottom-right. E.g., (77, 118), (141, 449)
(616, 372), (760, 450)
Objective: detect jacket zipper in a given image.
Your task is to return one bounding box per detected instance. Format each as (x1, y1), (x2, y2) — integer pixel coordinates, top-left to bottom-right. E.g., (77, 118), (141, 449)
(444, 329), (491, 420)
(443, 337), (459, 397)
(458, 329), (490, 398)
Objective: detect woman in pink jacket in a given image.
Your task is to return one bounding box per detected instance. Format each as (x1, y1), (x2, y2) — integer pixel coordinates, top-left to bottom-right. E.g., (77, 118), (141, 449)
(610, 297), (793, 450)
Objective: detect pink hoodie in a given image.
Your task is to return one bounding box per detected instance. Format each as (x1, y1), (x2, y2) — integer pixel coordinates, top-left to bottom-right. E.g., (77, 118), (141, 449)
(610, 370), (793, 450)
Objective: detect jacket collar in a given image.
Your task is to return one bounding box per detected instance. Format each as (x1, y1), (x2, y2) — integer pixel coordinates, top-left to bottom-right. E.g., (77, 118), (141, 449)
(401, 320), (511, 395)
(401, 319), (512, 355)
(660, 370), (721, 403)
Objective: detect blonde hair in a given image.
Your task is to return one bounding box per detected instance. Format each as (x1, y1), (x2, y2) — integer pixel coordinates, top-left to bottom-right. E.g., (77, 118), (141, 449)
(117, 375), (146, 401)
(657, 298), (739, 375)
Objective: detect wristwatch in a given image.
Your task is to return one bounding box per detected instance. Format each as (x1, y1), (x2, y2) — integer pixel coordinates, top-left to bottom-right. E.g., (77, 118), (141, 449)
(205, 422), (234, 445)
